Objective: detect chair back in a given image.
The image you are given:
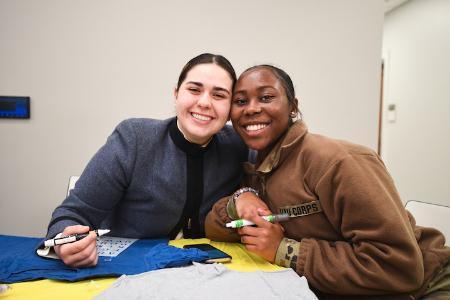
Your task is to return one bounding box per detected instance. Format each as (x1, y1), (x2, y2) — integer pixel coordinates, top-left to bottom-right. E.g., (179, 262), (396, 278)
(67, 176), (80, 196)
(405, 200), (450, 245)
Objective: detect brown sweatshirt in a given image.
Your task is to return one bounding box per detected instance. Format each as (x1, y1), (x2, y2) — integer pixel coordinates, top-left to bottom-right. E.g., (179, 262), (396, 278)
(205, 121), (450, 299)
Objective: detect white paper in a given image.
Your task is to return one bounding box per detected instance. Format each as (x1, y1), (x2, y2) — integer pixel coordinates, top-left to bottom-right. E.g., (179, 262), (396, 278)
(97, 236), (137, 257)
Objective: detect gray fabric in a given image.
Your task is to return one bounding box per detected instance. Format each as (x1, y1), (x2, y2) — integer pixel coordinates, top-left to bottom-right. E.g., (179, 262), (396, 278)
(95, 263), (318, 300)
(47, 117), (247, 239)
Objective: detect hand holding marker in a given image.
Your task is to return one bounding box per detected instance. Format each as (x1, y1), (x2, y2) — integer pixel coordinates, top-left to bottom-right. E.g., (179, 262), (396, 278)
(226, 214), (290, 228)
(44, 229), (110, 247)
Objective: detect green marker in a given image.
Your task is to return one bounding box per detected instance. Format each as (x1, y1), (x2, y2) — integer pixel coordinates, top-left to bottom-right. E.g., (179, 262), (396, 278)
(225, 214), (290, 228)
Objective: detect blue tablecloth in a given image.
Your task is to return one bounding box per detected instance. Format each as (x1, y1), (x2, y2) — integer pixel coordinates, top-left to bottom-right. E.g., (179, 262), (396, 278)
(0, 235), (208, 283)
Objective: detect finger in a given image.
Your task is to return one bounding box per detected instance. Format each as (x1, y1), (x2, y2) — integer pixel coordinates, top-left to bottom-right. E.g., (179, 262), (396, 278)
(238, 226), (261, 237)
(240, 208), (260, 220)
(62, 225), (90, 236)
(257, 207), (272, 216)
(62, 236), (97, 266)
(60, 236), (97, 264)
(70, 246), (98, 268)
(59, 232), (97, 257)
(241, 235), (261, 246)
(240, 223), (284, 242)
(247, 214), (273, 229)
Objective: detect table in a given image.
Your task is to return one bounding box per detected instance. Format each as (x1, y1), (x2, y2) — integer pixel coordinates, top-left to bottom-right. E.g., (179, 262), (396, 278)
(1, 238), (283, 300)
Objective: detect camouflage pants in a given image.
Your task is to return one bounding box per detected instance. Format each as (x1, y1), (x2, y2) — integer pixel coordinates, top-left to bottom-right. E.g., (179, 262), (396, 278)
(421, 260), (450, 300)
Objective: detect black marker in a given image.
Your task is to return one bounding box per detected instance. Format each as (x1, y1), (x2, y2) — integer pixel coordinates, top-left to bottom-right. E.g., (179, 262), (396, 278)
(44, 229), (110, 247)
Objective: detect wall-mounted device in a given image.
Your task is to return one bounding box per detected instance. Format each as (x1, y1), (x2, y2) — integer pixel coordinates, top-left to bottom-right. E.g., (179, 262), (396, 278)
(0, 96), (30, 119)
(387, 103), (396, 123)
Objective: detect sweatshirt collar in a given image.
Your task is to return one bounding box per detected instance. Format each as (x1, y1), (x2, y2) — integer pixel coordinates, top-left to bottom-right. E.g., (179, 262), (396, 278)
(253, 120), (308, 174)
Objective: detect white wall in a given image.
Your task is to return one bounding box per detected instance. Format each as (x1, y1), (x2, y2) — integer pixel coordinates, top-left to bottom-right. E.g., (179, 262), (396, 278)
(382, 0), (450, 206)
(0, 0), (384, 236)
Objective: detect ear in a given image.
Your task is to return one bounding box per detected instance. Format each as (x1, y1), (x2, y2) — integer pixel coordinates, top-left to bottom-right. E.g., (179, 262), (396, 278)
(173, 87), (178, 101)
(290, 98), (299, 117)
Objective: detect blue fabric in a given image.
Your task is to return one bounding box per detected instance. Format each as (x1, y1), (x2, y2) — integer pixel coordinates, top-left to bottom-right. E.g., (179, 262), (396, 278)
(0, 235), (209, 283)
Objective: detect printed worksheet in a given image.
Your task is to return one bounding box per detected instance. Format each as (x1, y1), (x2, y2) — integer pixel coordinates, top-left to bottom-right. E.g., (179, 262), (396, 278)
(97, 236), (137, 257)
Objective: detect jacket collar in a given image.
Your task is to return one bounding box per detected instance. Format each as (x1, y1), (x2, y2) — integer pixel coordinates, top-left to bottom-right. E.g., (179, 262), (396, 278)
(169, 118), (213, 157)
(245, 121), (308, 174)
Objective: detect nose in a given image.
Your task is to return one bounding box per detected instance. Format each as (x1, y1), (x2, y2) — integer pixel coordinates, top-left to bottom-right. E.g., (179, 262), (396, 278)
(245, 99), (262, 115)
(197, 92), (212, 108)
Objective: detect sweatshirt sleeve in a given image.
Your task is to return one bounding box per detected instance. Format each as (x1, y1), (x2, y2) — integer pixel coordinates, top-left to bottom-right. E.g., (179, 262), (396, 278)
(46, 119), (138, 238)
(205, 197), (241, 242)
(297, 154), (424, 295)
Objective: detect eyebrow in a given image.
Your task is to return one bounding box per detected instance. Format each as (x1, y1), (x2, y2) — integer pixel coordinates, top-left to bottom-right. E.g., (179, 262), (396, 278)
(234, 85), (276, 95)
(186, 81), (231, 95)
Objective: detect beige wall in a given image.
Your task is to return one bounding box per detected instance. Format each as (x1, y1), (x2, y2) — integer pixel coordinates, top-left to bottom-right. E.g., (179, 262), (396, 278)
(382, 0), (450, 205)
(0, 0), (383, 236)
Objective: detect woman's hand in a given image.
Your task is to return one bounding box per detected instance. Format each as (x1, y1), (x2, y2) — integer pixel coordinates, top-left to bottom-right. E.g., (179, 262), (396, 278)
(235, 192), (272, 219)
(54, 225), (98, 268)
(238, 215), (285, 262)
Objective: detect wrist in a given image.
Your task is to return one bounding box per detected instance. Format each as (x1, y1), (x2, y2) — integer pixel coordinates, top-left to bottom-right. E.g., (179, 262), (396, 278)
(226, 196), (239, 219)
(226, 187), (258, 220)
(274, 238), (300, 269)
(232, 187), (259, 205)
(227, 187), (259, 219)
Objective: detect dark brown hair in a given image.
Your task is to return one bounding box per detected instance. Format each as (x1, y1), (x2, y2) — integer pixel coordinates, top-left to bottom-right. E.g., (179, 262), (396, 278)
(176, 53), (237, 91)
(242, 64), (301, 120)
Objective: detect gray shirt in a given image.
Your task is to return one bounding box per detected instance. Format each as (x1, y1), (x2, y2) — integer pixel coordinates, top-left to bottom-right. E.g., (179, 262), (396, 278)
(95, 263), (318, 300)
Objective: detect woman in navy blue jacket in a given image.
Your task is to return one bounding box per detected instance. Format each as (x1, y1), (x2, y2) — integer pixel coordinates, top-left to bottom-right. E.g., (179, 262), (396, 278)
(45, 53), (248, 268)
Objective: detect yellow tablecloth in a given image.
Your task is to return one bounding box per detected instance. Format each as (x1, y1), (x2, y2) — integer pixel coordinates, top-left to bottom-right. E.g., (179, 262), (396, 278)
(1, 239), (283, 300)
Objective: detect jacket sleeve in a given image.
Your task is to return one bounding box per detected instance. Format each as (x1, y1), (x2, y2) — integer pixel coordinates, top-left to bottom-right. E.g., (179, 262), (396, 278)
(205, 197), (241, 242)
(46, 119), (138, 238)
(296, 154), (424, 295)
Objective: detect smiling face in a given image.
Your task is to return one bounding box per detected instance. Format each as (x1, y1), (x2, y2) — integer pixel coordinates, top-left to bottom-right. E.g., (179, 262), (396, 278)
(231, 67), (296, 151)
(175, 63), (233, 144)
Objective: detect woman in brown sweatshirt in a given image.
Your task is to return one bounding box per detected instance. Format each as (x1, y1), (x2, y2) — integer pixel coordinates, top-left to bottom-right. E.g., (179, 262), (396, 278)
(205, 65), (450, 299)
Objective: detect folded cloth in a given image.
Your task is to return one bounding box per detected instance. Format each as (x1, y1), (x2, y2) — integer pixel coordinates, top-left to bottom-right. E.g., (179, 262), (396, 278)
(95, 262), (318, 300)
(0, 235), (208, 283)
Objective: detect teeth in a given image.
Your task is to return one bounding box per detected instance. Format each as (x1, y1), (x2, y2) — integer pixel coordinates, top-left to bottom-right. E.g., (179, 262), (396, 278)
(192, 113), (211, 121)
(245, 124), (267, 131)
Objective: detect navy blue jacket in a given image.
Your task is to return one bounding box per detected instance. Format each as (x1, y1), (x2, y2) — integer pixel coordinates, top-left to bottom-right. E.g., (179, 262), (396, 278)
(47, 117), (248, 239)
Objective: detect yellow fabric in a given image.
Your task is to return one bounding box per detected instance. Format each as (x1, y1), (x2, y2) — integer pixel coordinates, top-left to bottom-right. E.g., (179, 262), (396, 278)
(169, 238), (285, 272)
(1, 278), (116, 300)
(3, 239), (282, 300)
